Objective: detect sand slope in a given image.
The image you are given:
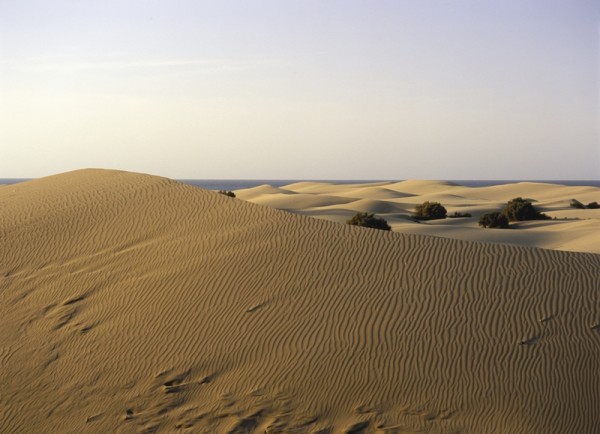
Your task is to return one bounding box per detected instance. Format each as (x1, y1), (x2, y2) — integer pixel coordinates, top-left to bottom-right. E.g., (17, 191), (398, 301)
(1, 169), (599, 433)
(237, 180), (600, 253)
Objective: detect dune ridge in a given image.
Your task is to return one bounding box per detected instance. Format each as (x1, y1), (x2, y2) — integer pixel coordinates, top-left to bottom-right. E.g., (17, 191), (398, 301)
(1, 169), (599, 433)
(236, 179), (600, 253)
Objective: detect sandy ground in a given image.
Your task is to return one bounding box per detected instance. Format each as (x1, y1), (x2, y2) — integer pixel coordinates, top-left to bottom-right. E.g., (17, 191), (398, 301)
(1, 169), (599, 433)
(236, 179), (600, 253)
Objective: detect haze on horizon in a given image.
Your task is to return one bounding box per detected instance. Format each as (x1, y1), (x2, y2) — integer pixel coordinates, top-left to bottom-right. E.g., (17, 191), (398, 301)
(0, 0), (598, 180)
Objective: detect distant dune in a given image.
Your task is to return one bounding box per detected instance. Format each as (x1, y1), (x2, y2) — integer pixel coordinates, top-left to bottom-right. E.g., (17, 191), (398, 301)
(237, 180), (600, 253)
(1, 169), (599, 433)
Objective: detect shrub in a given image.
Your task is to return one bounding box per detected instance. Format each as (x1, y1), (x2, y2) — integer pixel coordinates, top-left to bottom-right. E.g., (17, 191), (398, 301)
(414, 201), (447, 220)
(570, 199), (599, 209)
(346, 212), (391, 231)
(218, 190), (236, 198)
(502, 197), (549, 221)
(478, 212), (509, 229)
(570, 199), (585, 209)
(448, 211), (472, 218)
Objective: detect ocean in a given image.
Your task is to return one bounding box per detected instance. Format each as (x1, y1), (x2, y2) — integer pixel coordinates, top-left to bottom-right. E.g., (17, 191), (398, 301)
(2, 178), (600, 190)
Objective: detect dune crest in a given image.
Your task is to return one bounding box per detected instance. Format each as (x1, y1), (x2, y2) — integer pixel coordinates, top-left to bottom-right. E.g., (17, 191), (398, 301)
(1, 169), (599, 433)
(237, 179), (600, 253)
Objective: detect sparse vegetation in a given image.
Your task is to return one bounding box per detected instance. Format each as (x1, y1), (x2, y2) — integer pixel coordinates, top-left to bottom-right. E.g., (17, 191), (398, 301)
(502, 197), (549, 221)
(346, 212), (391, 231)
(218, 190), (236, 198)
(570, 198), (599, 209)
(570, 199), (585, 209)
(413, 201), (447, 220)
(478, 212), (509, 229)
(448, 211), (472, 218)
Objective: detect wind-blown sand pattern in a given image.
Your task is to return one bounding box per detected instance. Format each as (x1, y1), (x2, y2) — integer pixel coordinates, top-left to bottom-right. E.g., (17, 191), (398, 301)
(1, 169), (599, 433)
(237, 180), (600, 253)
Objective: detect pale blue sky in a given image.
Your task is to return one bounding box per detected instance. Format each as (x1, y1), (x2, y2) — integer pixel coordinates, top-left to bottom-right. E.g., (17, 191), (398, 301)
(1, 0), (598, 179)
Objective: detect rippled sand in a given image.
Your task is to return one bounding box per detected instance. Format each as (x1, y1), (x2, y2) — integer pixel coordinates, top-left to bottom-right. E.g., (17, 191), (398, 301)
(1, 169), (599, 433)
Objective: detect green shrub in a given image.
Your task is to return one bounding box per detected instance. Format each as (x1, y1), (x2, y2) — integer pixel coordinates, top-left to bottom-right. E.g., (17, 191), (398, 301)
(502, 197), (549, 221)
(478, 212), (509, 229)
(413, 201), (447, 220)
(448, 211), (472, 218)
(587, 201), (599, 209)
(218, 190), (236, 198)
(346, 212), (391, 231)
(570, 199), (585, 209)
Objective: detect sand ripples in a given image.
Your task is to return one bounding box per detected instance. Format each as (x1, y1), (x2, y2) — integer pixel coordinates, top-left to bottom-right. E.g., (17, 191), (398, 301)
(1, 169), (599, 433)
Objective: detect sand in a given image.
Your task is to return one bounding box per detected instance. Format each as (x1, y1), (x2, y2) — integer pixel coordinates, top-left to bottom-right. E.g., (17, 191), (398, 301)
(1, 169), (599, 433)
(237, 180), (600, 253)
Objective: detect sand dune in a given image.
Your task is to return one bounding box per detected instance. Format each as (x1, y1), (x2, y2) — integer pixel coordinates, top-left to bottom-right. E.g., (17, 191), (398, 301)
(238, 180), (600, 253)
(282, 181), (390, 195)
(286, 185), (414, 201)
(1, 169), (599, 433)
(327, 188), (414, 201)
(235, 191), (355, 211)
(386, 179), (461, 195)
(233, 184), (296, 199)
(328, 199), (408, 215)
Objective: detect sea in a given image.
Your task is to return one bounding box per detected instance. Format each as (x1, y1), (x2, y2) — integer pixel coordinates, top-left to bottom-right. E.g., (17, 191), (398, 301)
(1, 178), (600, 190)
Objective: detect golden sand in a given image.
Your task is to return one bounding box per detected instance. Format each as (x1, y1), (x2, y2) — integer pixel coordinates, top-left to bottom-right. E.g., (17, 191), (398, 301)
(237, 179), (600, 253)
(1, 169), (598, 433)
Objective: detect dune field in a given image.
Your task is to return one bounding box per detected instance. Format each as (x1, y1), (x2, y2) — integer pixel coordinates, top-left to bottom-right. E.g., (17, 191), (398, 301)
(1, 169), (599, 433)
(236, 179), (600, 254)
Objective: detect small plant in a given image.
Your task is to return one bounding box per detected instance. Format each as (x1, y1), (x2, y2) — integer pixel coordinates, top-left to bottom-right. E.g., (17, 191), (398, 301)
(502, 197), (549, 221)
(478, 212), (509, 229)
(570, 199), (585, 209)
(413, 201), (447, 220)
(346, 212), (391, 231)
(569, 198), (599, 209)
(448, 211), (472, 218)
(218, 190), (236, 198)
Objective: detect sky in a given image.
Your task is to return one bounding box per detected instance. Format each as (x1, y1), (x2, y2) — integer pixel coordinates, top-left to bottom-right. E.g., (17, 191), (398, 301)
(0, 0), (599, 180)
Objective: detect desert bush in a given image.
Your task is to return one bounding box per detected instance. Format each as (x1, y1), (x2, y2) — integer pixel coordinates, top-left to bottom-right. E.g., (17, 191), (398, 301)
(218, 190), (236, 198)
(346, 212), (391, 231)
(448, 211), (472, 218)
(413, 201), (447, 220)
(570, 199), (585, 209)
(478, 212), (509, 229)
(587, 201), (599, 209)
(502, 197), (549, 221)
